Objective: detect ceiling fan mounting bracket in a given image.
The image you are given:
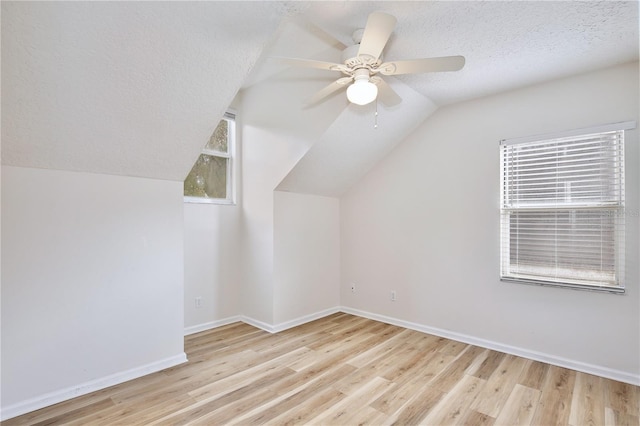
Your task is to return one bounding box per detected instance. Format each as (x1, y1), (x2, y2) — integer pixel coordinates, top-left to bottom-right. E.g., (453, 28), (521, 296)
(329, 64), (352, 74)
(343, 55), (381, 74)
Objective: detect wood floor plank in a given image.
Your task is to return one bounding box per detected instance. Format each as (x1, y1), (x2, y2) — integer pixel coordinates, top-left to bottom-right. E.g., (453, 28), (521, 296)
(568, 372), (604, 426)
(196, 362), (357, 425)
(346, 328), (413, 368)
(381, 334), (445, 381)
(531, 365), (576, 425)
(458, 409), (496, 425)
(471, 350), (506, 380)
(227, 363), (357, 425)
(385, 384), (445, 426)
(110, 350), (258, 405)
(333, 342), (415, 395)
(437, 338), (469, 357)
(67, 392), (198, 426)
(605, 407), (640, 426)
(184, 322), (255, 346)
(419, 374), (487, 425)
(185, 328), (266, 359)
(493, 383), (541, 425)
(0, 369), (170, 426)
(151, 367), (296, 425)
(371, 351), (454, 415)
(470, 354), (528, 417)
(605, 378), (640, 416)
(187, 347), (312, 401)
(319, 315), (370, 336)
(266, 387), (347, 425)
(465, 348), (490, 376)
(428, 345), (487, 393)
(3, 314), (639, 426)
(307, 376), (392, 425)
(29, 398), (115, 426)
(519, 359), (550, 390)
(336, 404), (387, 426)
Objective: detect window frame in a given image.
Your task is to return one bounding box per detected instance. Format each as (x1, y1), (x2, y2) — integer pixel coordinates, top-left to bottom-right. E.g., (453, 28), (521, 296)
(184, 111), (236, 205)
(499, 121), (635, 294)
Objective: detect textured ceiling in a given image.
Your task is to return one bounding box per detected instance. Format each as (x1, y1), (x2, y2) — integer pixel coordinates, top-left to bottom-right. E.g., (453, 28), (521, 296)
(2, 1), (638, 186)
(1, 1), (297, 180)
(262, 1), (639, 106)
(252, 1), (639, 196)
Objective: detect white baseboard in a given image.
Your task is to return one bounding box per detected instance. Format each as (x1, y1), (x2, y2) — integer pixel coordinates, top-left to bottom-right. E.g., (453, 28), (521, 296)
(0, 353), (187, 421)
(240, 306), (341, 334)
(271, 307), (341, 333)
(240, 315), (277, 333)
(184, 316), (242, 336)
(6, 305), (637, 421)
(340, 306), (640, 386)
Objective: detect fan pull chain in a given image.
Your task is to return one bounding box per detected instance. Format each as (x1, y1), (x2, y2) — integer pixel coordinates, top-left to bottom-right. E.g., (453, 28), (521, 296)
(374, 99), (378, 129)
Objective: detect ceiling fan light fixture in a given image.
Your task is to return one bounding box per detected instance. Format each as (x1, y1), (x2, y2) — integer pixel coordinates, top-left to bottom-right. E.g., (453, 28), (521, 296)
(276, 11), (465, 108)
(346, 77), (378, 106)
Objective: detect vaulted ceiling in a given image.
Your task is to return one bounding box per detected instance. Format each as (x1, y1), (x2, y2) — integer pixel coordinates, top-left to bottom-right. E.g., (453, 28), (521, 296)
(1, 1), (296, 180)
(2, 1), (638, 190)
(250, 1), (639, 196)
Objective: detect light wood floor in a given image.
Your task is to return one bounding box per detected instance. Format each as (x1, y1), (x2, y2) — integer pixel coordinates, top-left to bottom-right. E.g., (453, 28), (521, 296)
(3, 313), (639, 425)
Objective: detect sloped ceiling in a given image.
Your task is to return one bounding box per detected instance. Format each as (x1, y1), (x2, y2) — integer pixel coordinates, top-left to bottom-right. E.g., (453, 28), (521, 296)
(2, 1), (638, 188)
(275, 78), (437, 196)
(248, 1), (639, 196)
(1, 1), (299, 181)
(288, 1), (639, 105)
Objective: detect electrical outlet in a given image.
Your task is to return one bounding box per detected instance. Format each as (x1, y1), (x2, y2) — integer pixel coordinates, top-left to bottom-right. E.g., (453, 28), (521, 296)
(195, 296), (202, 308)
(351, 283), (356, 293)
(391, 291), (396, 301)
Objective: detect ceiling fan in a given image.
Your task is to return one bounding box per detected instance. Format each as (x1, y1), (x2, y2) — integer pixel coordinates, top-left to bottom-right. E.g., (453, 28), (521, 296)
(274, 11), (465, 107)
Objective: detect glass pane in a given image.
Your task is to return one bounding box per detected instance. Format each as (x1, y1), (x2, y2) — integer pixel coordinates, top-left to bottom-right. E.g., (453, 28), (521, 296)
(184, 154), (227, 199)
(205, 119), (228, 153)
(503, 209), (620, 287)
(501, 131), (623, 208)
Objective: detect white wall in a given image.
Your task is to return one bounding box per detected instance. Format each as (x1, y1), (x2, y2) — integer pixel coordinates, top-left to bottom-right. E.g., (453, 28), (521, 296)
(182, 116), (333, 329)
(183, 203), (241, 329)
(1, 166), (186, 415)
(274, 191), (340, 325)
(238, 125), (309, 325)
(182, 84), (345, 331)
(341, 62), (640, 380)
(234, 79), (344, 327)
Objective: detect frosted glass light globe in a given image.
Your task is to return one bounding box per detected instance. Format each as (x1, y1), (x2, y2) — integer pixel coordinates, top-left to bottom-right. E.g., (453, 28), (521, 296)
(346, 79), (378, 106)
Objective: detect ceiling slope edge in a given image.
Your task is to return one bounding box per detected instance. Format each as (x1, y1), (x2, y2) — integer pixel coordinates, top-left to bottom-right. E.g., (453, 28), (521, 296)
(275, 77), (438, 198)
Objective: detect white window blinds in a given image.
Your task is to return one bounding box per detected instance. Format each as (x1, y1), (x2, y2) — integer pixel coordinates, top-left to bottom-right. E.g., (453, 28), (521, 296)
(500, 122), (633, 292)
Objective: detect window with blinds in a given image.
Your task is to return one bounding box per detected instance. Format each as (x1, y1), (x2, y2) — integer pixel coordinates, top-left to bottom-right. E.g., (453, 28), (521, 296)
(500, 122), (633, 293)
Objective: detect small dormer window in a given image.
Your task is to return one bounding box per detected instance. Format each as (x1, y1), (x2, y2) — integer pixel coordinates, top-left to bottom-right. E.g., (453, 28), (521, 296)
(184, 112), (236, 204)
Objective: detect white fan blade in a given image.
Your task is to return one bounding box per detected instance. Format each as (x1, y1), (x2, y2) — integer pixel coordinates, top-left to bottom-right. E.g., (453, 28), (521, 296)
(271, 56), (346, 72)
(306, 77), (353, 105)
(378, 56), (465, 75)
(301, 17), (349, 49)
(357, 12), (397, 60)
(373, 78), (402, 107)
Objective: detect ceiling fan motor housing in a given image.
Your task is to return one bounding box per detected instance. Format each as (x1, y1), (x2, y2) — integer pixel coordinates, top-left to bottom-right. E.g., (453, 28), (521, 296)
(341, 43), (381, 72)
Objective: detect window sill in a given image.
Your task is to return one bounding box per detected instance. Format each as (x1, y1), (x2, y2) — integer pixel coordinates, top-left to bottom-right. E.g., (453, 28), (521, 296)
(184, 196), (236, 206)
(501, 277), (625, 294)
